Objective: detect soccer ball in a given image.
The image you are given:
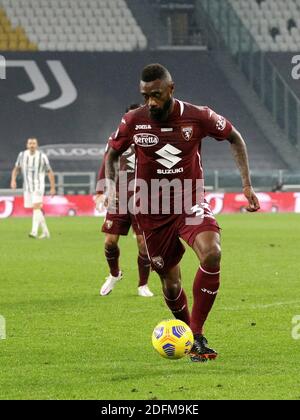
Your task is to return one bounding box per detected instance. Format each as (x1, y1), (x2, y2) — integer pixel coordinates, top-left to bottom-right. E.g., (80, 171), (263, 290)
(151, 319), (194, 360)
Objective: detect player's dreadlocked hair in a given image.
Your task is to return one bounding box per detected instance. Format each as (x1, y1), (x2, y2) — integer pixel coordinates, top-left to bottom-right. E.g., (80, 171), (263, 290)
(141, 64), (172, 83)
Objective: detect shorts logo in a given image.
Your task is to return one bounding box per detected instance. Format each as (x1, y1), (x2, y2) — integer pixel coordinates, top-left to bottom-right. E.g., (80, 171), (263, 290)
(134, 133), (159, 147)
(181, 126), (193, 141)
(216, 116), (226, 131)
(152, 256), (164, 270)
(105, 220), (113, 229)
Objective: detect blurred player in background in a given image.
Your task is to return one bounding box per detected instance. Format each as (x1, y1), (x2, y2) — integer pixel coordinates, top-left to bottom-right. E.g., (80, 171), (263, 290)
(105, 64), (260, 362)
(10, 138), (56, 239)
(95, 104), (153, 298)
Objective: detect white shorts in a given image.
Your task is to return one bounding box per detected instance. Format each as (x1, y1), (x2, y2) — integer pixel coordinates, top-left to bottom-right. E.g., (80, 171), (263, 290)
(24, 191), (44, 209)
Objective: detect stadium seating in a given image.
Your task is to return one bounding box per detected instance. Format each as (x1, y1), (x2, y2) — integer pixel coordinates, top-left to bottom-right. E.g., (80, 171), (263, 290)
(0, 6), (37, 50)
(229, 0), (300, 51)
(0, 0), (147, 51)
(0, 50), (286, 172)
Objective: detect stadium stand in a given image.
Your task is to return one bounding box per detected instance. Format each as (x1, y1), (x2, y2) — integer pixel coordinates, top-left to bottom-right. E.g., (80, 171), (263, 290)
(0, 0), (147, 51)
(0, 51), (286, 174)
(0, 0), (296, 191)
(0, 6), (37, 51)
(150, 0), (206, 47)
(229, 0), (300, 51)
(200, 0), (300, 170)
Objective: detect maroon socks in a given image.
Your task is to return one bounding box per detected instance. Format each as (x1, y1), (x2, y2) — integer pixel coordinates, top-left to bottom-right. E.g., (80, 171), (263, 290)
(105, 246), (120, 277)
(138, 253), (151, 287)
(164, 288), (191, 326)
(190, 265), (220, 335)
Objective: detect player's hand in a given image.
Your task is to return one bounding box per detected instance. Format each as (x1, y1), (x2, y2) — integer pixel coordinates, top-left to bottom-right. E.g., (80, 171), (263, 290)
(10, 180), (17, 190)
(50, 188), (56, 197)
(94, 193), (107, 212)
(104, 188), (119, 212)
(243, 186), (260, 212)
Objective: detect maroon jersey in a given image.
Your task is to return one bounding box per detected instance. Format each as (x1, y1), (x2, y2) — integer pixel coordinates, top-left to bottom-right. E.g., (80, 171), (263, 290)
(110, 100), (233, 230)
(96, 133), (136, 194)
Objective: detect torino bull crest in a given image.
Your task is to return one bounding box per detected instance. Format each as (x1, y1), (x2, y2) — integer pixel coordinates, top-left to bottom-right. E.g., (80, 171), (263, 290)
(181, 126), (193, 141)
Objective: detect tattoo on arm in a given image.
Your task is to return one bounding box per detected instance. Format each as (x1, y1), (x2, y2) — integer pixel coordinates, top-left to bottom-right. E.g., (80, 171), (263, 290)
(105, 148), (120, 183)
(228, 129), (252, 188)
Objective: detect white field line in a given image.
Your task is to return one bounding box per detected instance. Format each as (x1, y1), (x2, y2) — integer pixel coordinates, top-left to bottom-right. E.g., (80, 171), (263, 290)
(217, 300), (300, 312)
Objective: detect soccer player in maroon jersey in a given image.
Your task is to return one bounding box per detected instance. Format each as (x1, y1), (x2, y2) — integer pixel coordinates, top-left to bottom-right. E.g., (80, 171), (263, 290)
(95, 104), (153, 298)
(105, 64), (260, 362)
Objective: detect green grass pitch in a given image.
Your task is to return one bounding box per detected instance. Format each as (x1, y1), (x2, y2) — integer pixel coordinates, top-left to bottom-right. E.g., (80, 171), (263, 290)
(0, 214), (300, 400)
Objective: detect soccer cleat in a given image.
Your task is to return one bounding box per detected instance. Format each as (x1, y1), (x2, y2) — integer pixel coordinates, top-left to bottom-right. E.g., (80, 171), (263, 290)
(28, 233), (38, 239)
(100, 271), (123, 296)
(138, 285), (154, 297)
(189, 334), (218, 362)
(39, 232), (50, 239)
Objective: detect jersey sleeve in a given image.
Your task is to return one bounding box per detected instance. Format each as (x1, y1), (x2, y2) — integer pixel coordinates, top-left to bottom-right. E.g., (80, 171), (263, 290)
(109, 115), (133, 154)
(200, 107), (233, 141)
(42, 154), (52, 172)
(15, 152), (23, 167)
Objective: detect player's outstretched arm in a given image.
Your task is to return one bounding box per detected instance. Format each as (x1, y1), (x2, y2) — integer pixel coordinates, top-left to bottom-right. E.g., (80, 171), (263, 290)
(227, 127), (260, 212)
(47, 170), (56, 196)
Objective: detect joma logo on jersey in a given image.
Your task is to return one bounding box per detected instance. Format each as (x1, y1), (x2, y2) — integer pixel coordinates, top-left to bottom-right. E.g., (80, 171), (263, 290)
(135, 124), (152, 130)
(134, 133), (159, 147)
